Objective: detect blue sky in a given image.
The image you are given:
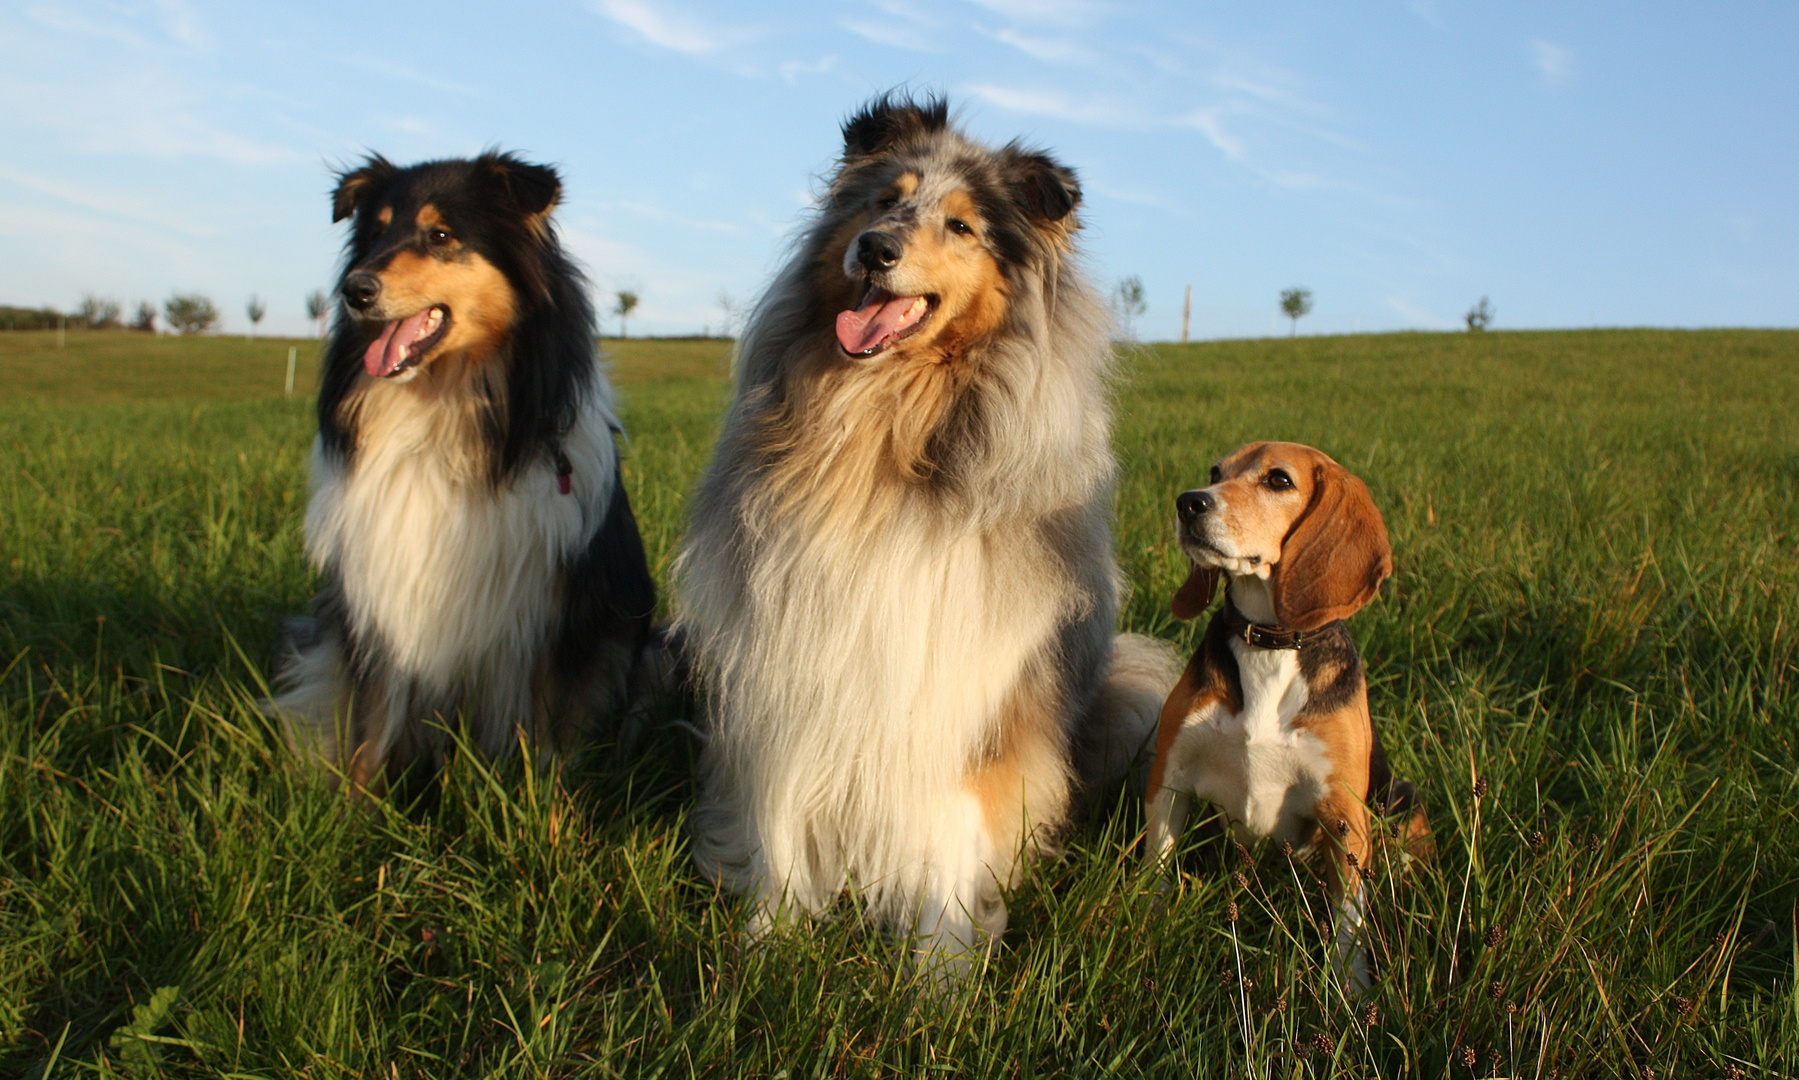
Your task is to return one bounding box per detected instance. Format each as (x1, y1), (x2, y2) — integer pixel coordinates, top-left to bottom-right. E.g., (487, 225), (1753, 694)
(2, 1), (1794, 339)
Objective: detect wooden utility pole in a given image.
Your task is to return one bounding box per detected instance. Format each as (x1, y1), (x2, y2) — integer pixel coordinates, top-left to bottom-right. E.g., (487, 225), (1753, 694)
(1181, 286), (1192, 344)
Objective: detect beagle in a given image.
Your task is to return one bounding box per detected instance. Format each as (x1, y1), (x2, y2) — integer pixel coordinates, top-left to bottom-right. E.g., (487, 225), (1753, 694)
(1144, 442), (1429, 987)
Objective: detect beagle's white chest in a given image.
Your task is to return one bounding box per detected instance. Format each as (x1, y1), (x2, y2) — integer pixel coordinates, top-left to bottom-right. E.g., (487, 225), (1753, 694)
(1169, 640), (1336, 845)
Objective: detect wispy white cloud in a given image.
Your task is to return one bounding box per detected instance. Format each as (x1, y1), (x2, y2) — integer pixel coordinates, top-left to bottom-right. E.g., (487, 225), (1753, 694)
(600, 200), (741, 234)
(779, 54), (836, 81)
(1175, 105), (1247, 161)
(589, 0), (751, 56)
(963, 83), (1147, 128)
(1209, 64), (1330, 119)
(1530, 39), (1573, 84)
(25, 0), (209, 52)
(0, 164), (216, 236)
(340, 55), (480, 98)
(1385, 296), (1455, 330)
(3, 82), (302, 164)
(971, 83), (1335, 192)
(840, 19), (941, 53)
(377, 115), (442, 137)
(986, 26), (1097, 65)
(963, 0), (1106, 29)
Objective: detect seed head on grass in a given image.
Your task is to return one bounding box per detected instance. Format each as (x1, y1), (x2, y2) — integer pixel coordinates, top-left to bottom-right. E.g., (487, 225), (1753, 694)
(1311, 1032), (1336, 1056)
(1488, 980), (1504, 1000)
(1473, 775), (1490, 799)
(1232, 871), (1248, 890)
(1226, 901), (1239, 923)
(1458, 1045), (1478, 1068)
(1361, 1002), (1378, 1028)
(1483, 924), (1505, 947)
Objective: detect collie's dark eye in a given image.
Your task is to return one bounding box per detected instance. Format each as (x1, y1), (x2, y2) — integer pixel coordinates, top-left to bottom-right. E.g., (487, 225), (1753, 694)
(1265, 468), (1294, 491)
(878, 194), (900, 210)
(1209, 464), (1223, 483)
(427, 227), (452, 245)
(947, 218), (974, 236)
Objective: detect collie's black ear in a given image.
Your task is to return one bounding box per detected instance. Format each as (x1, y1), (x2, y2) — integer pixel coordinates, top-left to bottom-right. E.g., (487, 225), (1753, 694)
(333, 155), (397, 222)
(1007, 149), (1080, 222)
(482, 152), (561, 218)
(842, 92), (950, 159)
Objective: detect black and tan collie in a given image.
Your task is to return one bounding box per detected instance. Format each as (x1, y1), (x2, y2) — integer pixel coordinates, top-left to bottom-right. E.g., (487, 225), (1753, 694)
(271, 151), (656, 794)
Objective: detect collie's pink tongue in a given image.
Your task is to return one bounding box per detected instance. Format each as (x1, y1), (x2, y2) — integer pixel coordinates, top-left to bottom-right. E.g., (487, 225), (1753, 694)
(835, 289), (927, 354)
(363, 308), (438, 378)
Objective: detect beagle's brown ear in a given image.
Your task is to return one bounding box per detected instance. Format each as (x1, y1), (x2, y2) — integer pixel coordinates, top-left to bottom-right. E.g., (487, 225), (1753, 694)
(1271, 462), (1393, 632)
(1171, 564), (1220, 620)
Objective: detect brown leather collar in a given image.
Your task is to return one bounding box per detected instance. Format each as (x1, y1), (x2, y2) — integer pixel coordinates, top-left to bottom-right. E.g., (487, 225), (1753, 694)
(1218, 602), (1306, 651)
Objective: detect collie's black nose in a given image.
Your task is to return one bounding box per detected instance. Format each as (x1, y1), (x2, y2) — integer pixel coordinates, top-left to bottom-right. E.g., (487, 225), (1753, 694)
(341, 271), (382, 311)
(1176, 489), (1215, 522)
(856, 231), (903, 272)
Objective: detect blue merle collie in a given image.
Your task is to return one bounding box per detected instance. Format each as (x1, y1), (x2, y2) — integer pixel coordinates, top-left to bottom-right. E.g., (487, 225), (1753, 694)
(271, 151), (656, 794)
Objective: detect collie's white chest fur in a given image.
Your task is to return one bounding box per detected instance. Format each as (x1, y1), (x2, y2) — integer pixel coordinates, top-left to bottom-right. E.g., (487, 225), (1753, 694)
(694, 508), (1071, 904)
(304, 381), (619, 699)
(1173, 640), (1333, 844)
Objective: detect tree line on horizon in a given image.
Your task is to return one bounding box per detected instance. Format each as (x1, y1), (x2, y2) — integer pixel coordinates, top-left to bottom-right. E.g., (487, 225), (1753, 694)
(6, 283), (1499, 340)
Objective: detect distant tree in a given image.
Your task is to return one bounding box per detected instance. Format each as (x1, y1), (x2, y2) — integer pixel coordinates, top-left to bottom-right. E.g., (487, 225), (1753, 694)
(1112, 275), (1147, 339)
(74, 294), (123, 329)
(716, 290), (740, 339)
(246, 295), (267, 339)
(1465, 296), (1493, 332)
(164, 293), (220, 335)
(305, 289), (330, 338)
(130, 301), (157, 332)
(0, 306), (64, 331)
(613, 290), (640, 339)
(1279, 286), (1313, 337)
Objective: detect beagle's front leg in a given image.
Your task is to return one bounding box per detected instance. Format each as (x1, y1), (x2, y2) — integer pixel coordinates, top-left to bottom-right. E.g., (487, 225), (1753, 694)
(1144, 780), (1193, 883)
(1315, 792), (1374, 994)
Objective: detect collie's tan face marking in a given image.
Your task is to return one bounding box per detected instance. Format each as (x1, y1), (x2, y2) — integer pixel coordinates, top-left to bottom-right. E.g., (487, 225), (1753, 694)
(830, 164), (1010, 363)
(352, 202), (518, 378)
(369, 249), (515, 366)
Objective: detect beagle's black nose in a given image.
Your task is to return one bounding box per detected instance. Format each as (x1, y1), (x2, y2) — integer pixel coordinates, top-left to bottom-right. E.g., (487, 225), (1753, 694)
(1176, 489), (1215, 522)
(856, 230), (903, 272)
(341, 271), (382, 311)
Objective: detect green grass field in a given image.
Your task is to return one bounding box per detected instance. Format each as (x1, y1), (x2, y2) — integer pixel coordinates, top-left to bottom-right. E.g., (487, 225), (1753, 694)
(2, 327), (1794, 1077)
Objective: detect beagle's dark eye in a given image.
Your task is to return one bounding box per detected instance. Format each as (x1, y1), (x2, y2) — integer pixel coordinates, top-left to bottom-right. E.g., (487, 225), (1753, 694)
(1209, 465), (1223, 484)
(947, 218), (974, 236)
(1265, 468), (1294, 491)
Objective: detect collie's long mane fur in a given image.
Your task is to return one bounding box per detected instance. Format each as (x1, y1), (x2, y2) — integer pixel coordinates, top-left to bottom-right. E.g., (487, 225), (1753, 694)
(272, 151), (656, 792)
(676, 95), (1176, 957)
